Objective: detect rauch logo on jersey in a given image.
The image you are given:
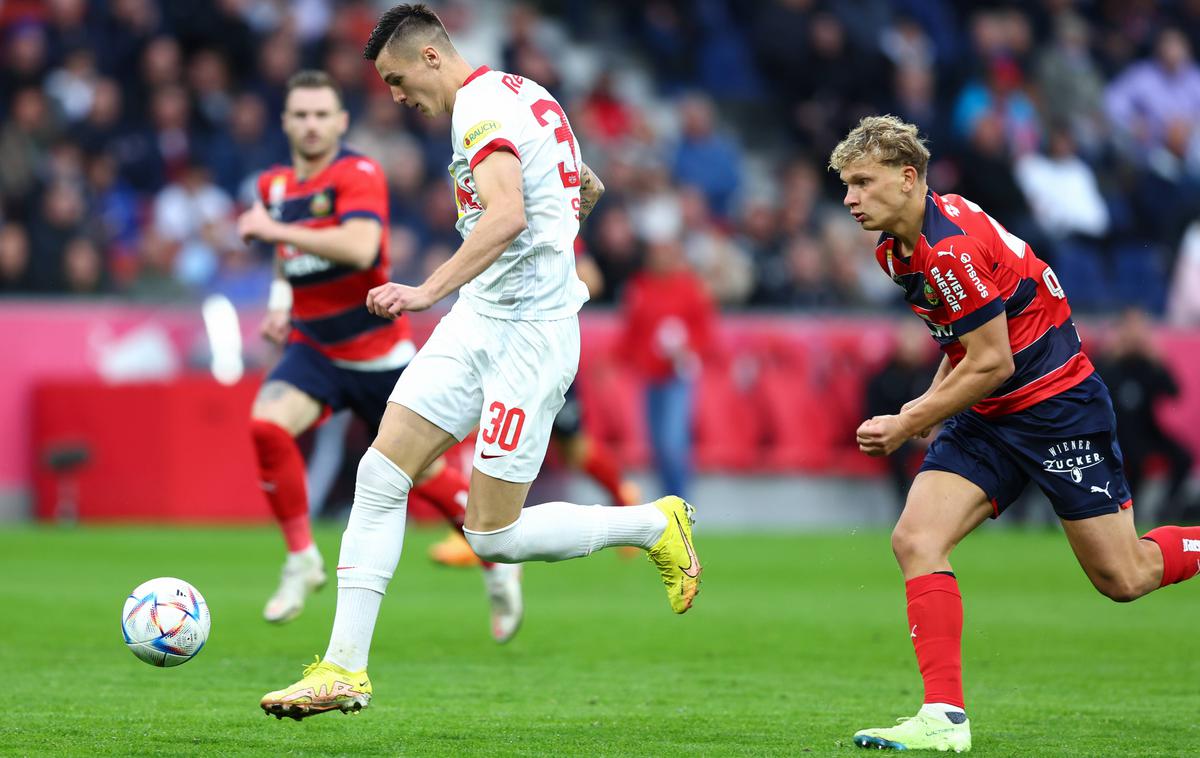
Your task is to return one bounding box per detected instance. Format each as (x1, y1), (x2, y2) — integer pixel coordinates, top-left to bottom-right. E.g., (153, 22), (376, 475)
(463, 120), (501, 149)
(1043, 439), (1105, 483)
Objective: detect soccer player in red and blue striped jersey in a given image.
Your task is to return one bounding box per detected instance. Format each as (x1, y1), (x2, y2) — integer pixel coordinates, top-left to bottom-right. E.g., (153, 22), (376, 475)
(830, 115), (1200, 752)
(237, 70), (522, 640)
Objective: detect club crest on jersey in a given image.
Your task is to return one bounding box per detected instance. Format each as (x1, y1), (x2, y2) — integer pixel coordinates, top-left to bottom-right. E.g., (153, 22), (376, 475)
(464, 120), (501, 149)
(310, 191), (332, 217)
(1043, 439), (1105, 483)
(923, 282), (940, 306)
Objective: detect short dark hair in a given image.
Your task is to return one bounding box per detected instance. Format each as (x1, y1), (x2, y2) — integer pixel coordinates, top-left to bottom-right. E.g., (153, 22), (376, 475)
(362, 4), (450, 61)
(284, 70), (343, 109)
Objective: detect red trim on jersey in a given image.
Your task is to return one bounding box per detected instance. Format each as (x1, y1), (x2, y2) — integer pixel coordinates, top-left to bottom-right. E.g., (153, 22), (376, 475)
(291, 269), (388, 320)
(291, 319), (410, 362)
(462, 65), (491, 87)
(972, 352), (1094, 417)
(469, 139), (520, 172)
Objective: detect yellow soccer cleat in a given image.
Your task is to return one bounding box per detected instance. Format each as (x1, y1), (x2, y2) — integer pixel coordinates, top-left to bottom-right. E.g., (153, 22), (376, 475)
(853, 707), (972, 752)
(260, 656), (372, 721)
(646, 496), (701, 613)
(429, 529), (482, 568)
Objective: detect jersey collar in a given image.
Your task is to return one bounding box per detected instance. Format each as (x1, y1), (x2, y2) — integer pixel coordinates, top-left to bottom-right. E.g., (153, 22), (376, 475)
(462, 65), (490, 87)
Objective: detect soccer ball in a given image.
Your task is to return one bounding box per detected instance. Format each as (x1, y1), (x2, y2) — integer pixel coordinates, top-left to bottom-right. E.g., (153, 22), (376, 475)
(121, 577), (211, 667)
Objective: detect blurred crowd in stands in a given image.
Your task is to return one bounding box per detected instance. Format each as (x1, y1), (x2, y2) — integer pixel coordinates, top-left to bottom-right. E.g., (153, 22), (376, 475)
(1, 0), (1200, 323)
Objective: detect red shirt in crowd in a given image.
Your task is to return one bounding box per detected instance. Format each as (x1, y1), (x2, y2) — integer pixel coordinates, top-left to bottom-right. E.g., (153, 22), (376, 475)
(620, 268), (717, 382)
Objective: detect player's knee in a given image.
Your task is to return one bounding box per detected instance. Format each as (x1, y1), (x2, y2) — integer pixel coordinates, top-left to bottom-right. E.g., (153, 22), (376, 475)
(463, 521), (522, 563)
(1090, 572), (1146, 603)
(890, 525), (931, 564)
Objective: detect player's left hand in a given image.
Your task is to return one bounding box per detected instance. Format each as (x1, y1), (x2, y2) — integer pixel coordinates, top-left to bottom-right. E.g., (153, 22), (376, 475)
(366, 282), (435, 318)
(856, 414), (911, 457)
(237, 202), (280, 244)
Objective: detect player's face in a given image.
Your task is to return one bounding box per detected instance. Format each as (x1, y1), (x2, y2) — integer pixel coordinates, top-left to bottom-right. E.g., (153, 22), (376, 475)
(282, 87), (348, 160)
(839, 160), (912, 232)
(375, 46), (444, 117)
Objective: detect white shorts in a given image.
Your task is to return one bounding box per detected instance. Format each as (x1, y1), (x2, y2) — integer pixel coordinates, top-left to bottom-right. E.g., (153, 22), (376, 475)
(389, 301), (580, 483)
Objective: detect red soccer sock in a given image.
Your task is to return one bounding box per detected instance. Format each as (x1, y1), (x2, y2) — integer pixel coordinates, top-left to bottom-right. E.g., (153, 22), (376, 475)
(413, 462), (494, 569)
(250, 419), (312, 553)
(581, 437), (627, 505)
(1142, 525), (1200, 586)
(906, 572), (965, 709)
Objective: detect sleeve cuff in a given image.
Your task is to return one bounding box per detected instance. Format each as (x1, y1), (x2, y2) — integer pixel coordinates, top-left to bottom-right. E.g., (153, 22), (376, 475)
(950, 297), (1005, 335)
(339, 210), (383, 224)
(469, 139), (520, 172)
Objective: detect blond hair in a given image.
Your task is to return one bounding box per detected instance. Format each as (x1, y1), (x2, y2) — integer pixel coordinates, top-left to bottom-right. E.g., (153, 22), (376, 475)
(828, 115), (930, 178)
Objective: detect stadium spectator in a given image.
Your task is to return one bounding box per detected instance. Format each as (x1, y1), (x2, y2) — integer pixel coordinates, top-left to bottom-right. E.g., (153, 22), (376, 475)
(586, 204), (642, 304)
(0, 21), (49, 105)
(1168, 220), (1200, 325)
(671, 93), (742, 219)
(30, 180), (90, 292)
(1106, 27), (1200, 162)
(0, 88), (58, 219)
(1014, 126), (1110, 241)
(60, 235), (107, 295)
(1033, 11), (1107, 154)
(1097, 308), (1198, 524)
(620, 232), (717, 499)
(0, 223), (33, 294)
(44, 48), (98, 125)
(152, 160), (235, 289)
(678, 186), (753, 305)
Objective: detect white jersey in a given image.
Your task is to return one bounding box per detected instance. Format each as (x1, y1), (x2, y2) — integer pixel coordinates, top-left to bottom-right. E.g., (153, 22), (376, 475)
(449, 66), (589, 321)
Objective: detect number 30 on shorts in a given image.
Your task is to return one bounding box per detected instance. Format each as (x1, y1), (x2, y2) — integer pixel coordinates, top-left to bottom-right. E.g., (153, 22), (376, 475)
(481, 402), (526, 451)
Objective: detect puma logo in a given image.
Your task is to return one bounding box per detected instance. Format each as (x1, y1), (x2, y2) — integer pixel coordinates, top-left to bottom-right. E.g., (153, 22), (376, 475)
(911, 624), (918, 639)
(1090, 482), (1111, 498)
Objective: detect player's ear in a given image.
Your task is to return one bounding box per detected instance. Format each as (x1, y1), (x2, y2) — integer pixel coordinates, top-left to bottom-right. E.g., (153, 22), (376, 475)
(901, 165), (918, 192)
(422, 45), (440, 68)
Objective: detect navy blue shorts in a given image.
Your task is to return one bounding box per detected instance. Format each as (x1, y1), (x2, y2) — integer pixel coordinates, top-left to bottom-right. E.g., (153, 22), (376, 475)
(267, 342), (402, 433)
(919, 373), (1133, 520)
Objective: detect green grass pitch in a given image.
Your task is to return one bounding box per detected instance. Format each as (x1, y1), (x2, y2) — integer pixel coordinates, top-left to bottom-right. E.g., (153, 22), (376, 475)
(0, 522), (1196, 757)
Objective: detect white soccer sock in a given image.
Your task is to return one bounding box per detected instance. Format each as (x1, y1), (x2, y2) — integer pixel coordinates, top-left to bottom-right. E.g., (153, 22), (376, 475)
(921, 702), (967, 721)
(286, 542), (321, 564)
(324, 447), (412, 672)
(463, 502), (667, 563)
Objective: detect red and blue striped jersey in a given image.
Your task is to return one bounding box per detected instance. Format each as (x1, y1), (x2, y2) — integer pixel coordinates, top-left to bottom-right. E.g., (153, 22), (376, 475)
(875, 191), (1094, 417)
(256, 147), (410, 364)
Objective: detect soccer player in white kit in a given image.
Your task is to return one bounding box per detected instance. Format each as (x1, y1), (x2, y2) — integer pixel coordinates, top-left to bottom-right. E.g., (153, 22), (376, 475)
(261, 4), (702, 720)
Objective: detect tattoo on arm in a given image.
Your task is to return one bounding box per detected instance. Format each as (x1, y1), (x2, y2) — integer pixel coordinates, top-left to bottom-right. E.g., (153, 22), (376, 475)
(255, 380), (295, 405)
(578, 162), (605, 223)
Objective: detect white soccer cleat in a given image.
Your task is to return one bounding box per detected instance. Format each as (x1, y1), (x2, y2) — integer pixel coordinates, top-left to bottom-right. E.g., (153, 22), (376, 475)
(263, 548), (326, 624)
(483, 562), (523, 644)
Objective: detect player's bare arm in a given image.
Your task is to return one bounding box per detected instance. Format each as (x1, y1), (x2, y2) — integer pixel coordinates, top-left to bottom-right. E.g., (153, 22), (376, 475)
(858, 315), (1013, 456)
(261, 256), (291, 346)
(578, 162), (605, 223)
(238, 202), (382, 269)
(368, 150), (526, 318)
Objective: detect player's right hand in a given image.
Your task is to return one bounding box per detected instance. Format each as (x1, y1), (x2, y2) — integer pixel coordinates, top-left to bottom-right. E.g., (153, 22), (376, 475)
(367, 282), (434, 318)
(260, 308), (290, 346)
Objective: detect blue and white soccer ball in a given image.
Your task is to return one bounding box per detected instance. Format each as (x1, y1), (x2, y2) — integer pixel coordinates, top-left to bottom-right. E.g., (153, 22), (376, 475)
(121, 577), (211, 667)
